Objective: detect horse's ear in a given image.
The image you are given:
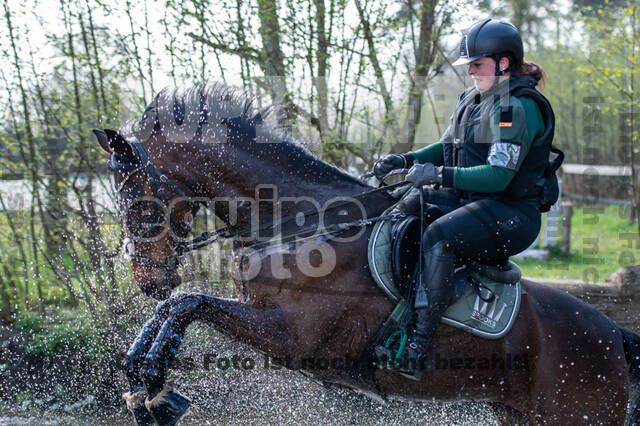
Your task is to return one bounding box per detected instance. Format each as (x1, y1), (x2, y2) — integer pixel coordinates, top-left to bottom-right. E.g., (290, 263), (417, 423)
(102, 129), (134, 158)
(93, 129), (112, 154)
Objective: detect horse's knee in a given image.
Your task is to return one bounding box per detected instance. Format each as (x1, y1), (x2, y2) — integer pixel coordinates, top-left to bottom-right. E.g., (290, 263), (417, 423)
(169, 293), (207, 320)
(158, 292), (203, 313)
(154, 297), (175, 319)
(156, 291), (190, 311)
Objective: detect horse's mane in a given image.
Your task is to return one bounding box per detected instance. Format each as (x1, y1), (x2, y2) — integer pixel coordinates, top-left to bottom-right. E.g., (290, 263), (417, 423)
(123, 82), (368, 189)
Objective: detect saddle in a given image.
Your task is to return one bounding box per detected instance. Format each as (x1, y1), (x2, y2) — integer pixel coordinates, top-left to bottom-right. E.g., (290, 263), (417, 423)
(368, 213), (522, 339)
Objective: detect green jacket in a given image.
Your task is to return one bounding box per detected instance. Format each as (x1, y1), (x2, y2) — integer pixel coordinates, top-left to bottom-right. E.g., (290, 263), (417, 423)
(409, 77), (545, 196)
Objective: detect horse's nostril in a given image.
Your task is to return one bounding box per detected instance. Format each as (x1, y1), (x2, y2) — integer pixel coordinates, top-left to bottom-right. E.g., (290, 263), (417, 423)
(167, 273), (181, 290)
(140, 281), (172, 301)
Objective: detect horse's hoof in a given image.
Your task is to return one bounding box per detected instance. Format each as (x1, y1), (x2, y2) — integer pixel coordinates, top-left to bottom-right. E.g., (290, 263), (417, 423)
(123, 390), (155, 426)
(145, 385), (191, 426)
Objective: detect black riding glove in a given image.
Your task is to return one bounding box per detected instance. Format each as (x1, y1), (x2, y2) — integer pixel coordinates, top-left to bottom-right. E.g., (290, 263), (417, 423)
(373, 154), (414, 180)
(405, 163), (443, 187)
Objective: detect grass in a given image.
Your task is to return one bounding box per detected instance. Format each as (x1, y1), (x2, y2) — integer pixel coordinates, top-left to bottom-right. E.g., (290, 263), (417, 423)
(518, 204), (639, 282)
(0, 211), (129, 308)
(13, 310), (103, 366)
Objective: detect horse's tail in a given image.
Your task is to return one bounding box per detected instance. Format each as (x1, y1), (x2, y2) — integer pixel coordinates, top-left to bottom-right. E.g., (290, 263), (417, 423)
(620, 327), (640, 426)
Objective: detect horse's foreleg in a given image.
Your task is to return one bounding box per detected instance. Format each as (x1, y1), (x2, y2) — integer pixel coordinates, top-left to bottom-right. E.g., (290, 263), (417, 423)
(123, 301), (173, 426)
(140, 292), (290, 396)
(125, 302), (174, 391)
(138, 292), (290, 424)
(141, 295), (201, 398)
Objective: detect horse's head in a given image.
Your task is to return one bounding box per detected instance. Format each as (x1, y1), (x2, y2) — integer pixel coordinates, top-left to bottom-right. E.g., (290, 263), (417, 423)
(92, 82), (375, 299)
(93, 128), (199, 300)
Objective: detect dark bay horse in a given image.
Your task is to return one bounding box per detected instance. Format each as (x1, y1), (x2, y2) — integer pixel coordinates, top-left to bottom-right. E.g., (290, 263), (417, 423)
(94, 83), (640, 425)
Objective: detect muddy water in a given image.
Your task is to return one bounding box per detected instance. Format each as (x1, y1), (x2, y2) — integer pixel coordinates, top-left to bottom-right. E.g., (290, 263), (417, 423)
(1, 364), (503, 425)
(0, 415), (127, 425)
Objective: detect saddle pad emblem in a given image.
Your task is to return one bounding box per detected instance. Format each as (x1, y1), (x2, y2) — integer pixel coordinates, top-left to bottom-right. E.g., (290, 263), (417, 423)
(442, 270), (520, 339)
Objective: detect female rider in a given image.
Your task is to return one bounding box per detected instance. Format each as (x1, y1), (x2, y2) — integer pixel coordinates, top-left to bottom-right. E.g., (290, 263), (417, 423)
(373, 18), (555, 379)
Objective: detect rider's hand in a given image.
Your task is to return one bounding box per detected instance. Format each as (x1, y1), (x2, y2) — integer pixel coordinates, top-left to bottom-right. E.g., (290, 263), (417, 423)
(373, 154), (413, 180)
(405, 163), (443, 188)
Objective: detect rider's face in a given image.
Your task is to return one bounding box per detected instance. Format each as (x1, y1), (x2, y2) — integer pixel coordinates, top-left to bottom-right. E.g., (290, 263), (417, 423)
(467, 57), (497, 92)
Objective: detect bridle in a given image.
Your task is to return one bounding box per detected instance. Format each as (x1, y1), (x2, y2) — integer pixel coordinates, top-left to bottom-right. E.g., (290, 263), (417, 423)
(112, 138), (200, 275)
(112, 137), (413, 278)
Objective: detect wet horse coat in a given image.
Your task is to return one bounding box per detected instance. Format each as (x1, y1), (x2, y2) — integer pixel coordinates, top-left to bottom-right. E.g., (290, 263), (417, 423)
(95, 83), (640, 425)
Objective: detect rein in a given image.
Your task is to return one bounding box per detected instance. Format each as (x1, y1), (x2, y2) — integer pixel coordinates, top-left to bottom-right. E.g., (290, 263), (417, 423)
(176, 179), (411, 253)
(114, 139), (411, 273)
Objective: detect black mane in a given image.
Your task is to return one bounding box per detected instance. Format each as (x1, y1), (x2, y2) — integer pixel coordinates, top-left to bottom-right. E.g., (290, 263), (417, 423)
(127, 82), (369, 189)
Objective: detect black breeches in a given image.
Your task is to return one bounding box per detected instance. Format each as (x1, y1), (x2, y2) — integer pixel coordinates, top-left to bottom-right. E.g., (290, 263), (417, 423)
(421, 188), (541, 264)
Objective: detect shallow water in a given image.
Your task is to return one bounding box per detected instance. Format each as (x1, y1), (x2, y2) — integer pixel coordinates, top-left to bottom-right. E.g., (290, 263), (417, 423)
(1, 325), (505, 425)
(1, 366), (502, 425)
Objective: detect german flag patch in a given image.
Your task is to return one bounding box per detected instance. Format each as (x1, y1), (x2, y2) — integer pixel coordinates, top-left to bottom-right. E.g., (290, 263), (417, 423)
(499, 106), (513, 127)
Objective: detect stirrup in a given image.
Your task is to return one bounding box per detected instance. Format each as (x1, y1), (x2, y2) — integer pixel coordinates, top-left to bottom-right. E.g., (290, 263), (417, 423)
(373, 329), (408, 370)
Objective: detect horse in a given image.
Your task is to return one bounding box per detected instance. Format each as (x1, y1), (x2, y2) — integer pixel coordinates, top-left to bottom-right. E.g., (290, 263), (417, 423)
(93, 82), (640, 425)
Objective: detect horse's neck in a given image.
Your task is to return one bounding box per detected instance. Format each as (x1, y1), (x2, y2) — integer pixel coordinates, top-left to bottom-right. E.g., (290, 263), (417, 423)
(211, 178), (368, 232)
(146, 134), (372, 234)
(193, 150), (370, 232)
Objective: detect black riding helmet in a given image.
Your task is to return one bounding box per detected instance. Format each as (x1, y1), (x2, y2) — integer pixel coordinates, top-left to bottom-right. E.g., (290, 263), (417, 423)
(452, 18), (523, 75)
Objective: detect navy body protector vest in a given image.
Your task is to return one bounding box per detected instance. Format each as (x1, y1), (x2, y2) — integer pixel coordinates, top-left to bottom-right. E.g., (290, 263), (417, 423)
(442, 76), (563, 212)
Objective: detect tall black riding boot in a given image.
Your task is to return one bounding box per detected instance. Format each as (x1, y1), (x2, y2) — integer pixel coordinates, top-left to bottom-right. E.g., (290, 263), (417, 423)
(397, 241), (455, 380)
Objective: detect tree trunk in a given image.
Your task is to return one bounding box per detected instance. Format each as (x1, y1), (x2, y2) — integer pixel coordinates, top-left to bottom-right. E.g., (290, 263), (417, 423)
(354, 0), (399, 141)
(394, 0), (437, 153)
(4, 0), (46, 307)
(84, 0), (108, 113)
(631, 8), (639, 232)
(124, 0), (148, 104)
(257, 0), (296, 123)
(143, 0), (155, 95)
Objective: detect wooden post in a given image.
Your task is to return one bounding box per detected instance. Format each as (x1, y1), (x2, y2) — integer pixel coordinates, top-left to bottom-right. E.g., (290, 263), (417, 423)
(561, 201), (572, 255)
(608, 265), (640, 300)
(605, 266), (640, 332)
(544, 204), (561, 247)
